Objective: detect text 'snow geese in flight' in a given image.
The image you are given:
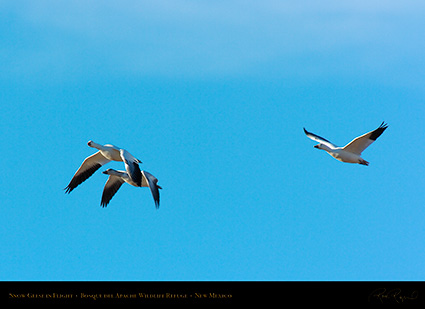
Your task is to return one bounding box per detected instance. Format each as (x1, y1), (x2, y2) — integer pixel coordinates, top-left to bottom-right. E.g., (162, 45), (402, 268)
(304, 122), (388, 166)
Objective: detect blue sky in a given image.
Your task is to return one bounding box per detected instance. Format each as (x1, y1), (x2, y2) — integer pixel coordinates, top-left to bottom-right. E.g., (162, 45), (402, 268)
(1, 0), (425, 280)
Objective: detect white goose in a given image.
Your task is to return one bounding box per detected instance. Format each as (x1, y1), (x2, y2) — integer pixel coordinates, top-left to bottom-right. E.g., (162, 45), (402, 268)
(304, 122), (388, 165)
(101, 169), (162, 208)
(65, 141), (142, 193)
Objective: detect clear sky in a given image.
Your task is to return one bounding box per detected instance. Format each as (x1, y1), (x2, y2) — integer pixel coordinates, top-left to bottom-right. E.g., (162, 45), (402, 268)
(1, 0), (425, 281)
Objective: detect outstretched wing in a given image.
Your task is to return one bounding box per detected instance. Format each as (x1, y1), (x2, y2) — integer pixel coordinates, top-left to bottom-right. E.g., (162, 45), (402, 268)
(120, 149), (142, 187)
(65, 152), (110, 193)
(343, 122), (388, 155)
(303, 128), (337, 149)
(101, 175), (125, 207)
(142, 171), (161, 209)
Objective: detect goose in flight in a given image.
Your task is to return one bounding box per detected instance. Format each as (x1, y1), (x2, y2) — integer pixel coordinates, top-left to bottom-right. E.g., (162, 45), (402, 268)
(65, 141), (142, 193)
(304, 122), (388, 166)
(101, 169), (162, 208)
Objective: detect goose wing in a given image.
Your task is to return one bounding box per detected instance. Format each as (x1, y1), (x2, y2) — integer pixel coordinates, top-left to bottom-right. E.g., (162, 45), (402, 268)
(303, 128), (337, 149)
(120, 149), (142, 187)
(342, 122), (388, 155)
(65, 152), (110, 193)
(142, 171), (161, 209)
(101, 175), (125, 207)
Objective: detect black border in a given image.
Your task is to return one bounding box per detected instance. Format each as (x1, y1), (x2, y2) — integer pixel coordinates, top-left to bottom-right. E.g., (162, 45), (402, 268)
(2, 281), (424, 305)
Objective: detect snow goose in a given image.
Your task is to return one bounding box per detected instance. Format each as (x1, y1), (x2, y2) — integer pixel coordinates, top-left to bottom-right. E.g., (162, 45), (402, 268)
(304, 122), (388, 165)
(65, 141), (142, 193)
(101, 169), (162, 208)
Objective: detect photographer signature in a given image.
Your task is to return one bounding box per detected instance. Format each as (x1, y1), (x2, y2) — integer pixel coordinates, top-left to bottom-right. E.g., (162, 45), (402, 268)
(368, 288), (418, 303)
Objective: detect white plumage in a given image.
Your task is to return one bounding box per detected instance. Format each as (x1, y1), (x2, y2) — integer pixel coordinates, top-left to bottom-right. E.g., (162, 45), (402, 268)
(101, 169), (162, 208)
(304, 122), (388, 166)
(65, 141), (142, 193)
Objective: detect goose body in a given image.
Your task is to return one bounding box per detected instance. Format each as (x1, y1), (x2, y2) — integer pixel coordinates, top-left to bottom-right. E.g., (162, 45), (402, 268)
(65, 141), (142, 193)
(101, 169), (162, 208)
(304, 122), (388, 166)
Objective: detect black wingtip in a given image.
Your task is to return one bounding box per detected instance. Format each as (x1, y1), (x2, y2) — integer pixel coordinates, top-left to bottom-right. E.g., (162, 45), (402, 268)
(64, 163), (102, 195)
(378, 121), (388, 129)
(154, 189), (160, 209)
(370, 121), (388, 141)
(303, 127), (313, 136)
(100, 198), (110, 207)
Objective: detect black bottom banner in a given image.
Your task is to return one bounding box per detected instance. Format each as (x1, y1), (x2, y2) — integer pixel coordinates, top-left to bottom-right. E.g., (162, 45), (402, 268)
(2, 281), (424, 305)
